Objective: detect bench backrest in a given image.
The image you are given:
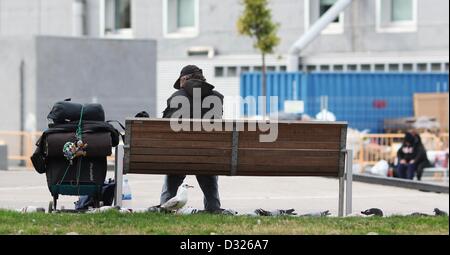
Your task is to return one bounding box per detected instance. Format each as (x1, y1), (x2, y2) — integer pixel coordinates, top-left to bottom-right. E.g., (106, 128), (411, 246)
(124, 118), (348, 177)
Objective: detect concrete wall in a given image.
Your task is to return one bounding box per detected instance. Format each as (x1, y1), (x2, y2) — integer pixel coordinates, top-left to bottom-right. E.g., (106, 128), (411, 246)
(0, 0), (74, 36)
(133, 0), (306, 59)
(35, 36), (157, 130)
(302, 0), (449, 55)
(0, 37), (36, 131)
(0, 36), (157, 131)
(85, 0), (102, 37)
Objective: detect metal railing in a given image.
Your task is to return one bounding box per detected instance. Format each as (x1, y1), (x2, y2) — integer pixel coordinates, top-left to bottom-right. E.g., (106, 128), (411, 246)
(0, 131), (42, 168)
(352, 132), (449, 172)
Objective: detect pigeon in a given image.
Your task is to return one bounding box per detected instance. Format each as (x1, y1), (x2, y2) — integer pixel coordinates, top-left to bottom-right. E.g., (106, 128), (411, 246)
(17, 206), (45, 213)
(147, 205), (169, 213)
(220, 209), (239, 216)
(361, 208), (384, 217)
(346, 212), (367, 217)
(299, 210), (331, 217)
(159, 183), (194, 211)
(176, 206), (200, 215)
(196, 208), (238, 215)
(409, 212), (431, 217)
(254, 208), (297, 216)
(86, 206), (120, 214)
(434, 208), (448, 216)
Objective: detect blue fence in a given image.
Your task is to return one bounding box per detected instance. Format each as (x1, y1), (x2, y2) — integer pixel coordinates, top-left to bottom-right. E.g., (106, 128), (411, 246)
(240, 72), (449, 133)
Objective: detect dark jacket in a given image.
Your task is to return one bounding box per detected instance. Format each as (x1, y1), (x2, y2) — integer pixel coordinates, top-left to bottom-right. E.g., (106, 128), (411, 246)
(397, 132), (429, 164)
(162, 79), (224, 119)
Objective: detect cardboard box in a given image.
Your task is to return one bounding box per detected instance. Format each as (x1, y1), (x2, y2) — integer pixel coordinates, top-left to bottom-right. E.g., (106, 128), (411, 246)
(414, 93), (449, 132)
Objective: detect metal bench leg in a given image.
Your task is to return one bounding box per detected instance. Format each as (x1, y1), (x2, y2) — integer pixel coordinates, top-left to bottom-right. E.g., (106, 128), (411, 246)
(345, 150), (353, 216)
(338, 176), (344, 217)
(445, 167), (449, 185)
(114, 145), (124, 207)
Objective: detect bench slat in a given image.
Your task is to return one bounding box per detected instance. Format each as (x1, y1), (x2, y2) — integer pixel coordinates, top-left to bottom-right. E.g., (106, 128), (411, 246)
(128, 169), (339, 177)
(129, 162), (230, 171)
(131, 139), (232, 149)
(130, 147), (230, 156)
(130, 132), (231, 141)
(130, 155), (230, 164)
(238, 141), (340, 150)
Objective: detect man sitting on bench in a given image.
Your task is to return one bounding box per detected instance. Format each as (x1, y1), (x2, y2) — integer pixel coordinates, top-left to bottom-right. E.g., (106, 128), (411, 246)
(160, 65), (224, 213)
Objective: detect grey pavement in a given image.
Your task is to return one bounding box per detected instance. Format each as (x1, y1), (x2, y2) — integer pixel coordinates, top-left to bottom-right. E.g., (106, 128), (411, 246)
(0, 168), (448, 216)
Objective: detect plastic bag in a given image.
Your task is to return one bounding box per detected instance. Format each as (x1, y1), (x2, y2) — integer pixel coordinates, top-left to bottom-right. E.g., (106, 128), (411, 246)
(370, 160), (389, 177)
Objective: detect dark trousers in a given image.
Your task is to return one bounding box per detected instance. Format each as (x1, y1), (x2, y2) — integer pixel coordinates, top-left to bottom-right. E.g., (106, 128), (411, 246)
(397, 163), (416, 180)
(160, 175), (221, 211)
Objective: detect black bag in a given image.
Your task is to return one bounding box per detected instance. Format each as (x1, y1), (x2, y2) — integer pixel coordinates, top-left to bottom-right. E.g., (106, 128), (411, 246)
(74, 179), (116, 210)
(47, 99), (105, 127)
(31, 100), (120, 177)
(31, 145), (46, 174)
(40, 121), (121, 149)
(45, 157), (107, 188)
(45, 132), (112, 157)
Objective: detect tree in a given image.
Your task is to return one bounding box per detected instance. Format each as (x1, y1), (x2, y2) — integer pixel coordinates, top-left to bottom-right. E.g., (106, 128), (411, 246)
(237, 0), (280, 118)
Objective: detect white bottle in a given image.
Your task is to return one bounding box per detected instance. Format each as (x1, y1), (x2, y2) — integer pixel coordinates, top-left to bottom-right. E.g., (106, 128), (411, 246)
(122, 177), (133, 209)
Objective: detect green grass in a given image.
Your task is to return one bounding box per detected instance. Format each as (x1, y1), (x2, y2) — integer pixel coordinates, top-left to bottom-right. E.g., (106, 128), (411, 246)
(0, 210), (448, 235)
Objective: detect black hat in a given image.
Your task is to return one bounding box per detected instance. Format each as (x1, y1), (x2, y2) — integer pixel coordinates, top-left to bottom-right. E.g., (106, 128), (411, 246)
(173, 65), (203, 89)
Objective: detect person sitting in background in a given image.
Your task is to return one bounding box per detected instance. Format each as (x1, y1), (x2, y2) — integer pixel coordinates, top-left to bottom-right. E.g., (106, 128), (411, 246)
(396, 132), (429, 180)
(411, 132), (431, 181)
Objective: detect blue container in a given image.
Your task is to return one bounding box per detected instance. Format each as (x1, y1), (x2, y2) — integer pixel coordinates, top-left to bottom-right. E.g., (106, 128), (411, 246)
(240, 72), (449, 132)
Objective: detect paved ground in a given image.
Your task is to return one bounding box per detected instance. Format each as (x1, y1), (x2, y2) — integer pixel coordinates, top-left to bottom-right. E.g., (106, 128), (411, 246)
(0, 168), (448, 216)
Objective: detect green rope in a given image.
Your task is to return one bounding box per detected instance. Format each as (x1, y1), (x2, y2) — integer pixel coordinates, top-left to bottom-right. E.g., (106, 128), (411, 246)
(75, 106), (84, 190)
(58, 163), (71, 185)
(59, 106), (85, 187)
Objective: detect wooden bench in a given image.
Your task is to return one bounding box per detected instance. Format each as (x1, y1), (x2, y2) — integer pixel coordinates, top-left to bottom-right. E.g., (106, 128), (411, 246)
(114, 118), (353, 216)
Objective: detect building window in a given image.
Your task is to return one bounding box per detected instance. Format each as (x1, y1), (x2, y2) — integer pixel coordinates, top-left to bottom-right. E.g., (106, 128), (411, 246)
(320, 65), (330, 71)
(417, 63), (428, 72)
(227, 67), (238, 77)
(361, 64), (371, 72)
(391, 0), (413, 21)
(347, 64), (358, 71)
(164, 0), (199, 38)
(320, 0), (339, 22)
(104, 0), (132, 37)
(215, 67), (224, 77)
(376, 0), (417, 33)
(431, 63), (442, 72)
(306, 0), (344, 34)
(375, 64), (385, 71)
(402, 63), (413, 72)
(241, 66), (250, 73)
(388, 64), (399, 72)
(333, 65), (344, 71)
(267, 66), (276, 72)
(307, 65), (317, 72)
